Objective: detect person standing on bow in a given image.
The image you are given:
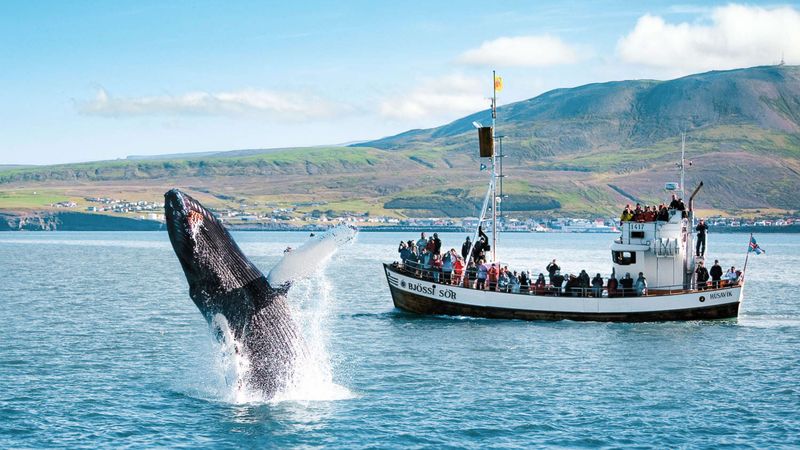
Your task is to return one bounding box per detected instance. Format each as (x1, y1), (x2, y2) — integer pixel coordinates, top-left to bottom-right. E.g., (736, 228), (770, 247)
(696, 219), (708, 257)
(634, 272), (648, 296)
(592, 273), (604, 298)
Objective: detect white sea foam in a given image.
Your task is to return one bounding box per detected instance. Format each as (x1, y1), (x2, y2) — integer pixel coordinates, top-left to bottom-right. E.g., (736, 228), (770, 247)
(212, 276), (355, 405)
(209, 314), (254, 404)
(272, 275), (355, 403)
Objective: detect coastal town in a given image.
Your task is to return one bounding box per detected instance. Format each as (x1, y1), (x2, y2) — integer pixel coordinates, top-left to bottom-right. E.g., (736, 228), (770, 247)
(41, 196), (800, 233)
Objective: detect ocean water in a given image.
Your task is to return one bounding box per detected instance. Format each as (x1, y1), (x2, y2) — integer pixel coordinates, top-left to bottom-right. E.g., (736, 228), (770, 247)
(1, 231), (798, 448)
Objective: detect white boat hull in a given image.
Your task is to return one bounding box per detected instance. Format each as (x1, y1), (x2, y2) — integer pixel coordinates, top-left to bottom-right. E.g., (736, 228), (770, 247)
(384, 264), (743, 322)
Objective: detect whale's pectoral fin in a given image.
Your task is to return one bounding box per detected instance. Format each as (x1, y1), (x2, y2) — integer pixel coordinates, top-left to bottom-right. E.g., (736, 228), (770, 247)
(266, 224), (358, 288)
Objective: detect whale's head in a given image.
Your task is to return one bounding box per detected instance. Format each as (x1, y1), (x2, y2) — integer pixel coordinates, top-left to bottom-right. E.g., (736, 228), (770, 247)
(164, 189), (267, 320)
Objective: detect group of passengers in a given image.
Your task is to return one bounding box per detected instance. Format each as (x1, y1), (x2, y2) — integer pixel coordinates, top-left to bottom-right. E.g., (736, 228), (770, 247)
(397, 232), (464, 285)
(619, 195), (688, 223)
(398, 236), (650, 297)
(397, 219), (741, 296)
(398, 227), (496, 285)
(695, 259), (741, 290)
(544, 261), (648, 297)
(397, 232), (637, 297)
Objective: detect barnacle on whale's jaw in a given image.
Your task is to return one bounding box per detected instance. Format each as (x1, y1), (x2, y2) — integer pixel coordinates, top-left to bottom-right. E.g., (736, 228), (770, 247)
(165, 188), (216, 242)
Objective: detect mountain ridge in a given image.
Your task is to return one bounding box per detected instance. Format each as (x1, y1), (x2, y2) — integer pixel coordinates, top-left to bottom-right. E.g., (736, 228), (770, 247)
(354, 65), (800, 154)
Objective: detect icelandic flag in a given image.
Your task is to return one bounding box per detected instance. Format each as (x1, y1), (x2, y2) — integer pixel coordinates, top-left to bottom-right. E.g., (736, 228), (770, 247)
(748, 236), (764, 255)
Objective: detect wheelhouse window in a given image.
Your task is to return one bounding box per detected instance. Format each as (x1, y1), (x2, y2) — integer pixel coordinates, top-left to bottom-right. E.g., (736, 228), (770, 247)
(613, 251), (637, 265)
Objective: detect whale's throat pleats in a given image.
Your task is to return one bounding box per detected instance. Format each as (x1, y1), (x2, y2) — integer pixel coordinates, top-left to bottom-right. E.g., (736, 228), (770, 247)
(191, 276), (282, 338)
(192, 221), (266, 293)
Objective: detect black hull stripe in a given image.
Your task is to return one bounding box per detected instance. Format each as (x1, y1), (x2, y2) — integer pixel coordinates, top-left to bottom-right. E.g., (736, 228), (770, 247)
(387, 284), (739, 322)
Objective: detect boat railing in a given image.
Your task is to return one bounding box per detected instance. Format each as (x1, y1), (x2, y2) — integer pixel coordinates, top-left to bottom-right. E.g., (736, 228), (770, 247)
(389, 262), (742, 298)
(619, 208), (686, 225)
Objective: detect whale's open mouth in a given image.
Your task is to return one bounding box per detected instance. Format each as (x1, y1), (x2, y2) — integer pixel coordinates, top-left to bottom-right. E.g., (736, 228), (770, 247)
(165, 189), (216, 237)
(164, 189), (228, 259)
(165, 190), (200, 266)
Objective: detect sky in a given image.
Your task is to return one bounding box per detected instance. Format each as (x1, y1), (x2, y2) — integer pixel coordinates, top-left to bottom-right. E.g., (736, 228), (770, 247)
(1, 0), (799, 165)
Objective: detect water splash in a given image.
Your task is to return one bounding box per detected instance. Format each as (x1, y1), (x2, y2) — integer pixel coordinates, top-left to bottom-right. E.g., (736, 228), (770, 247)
(205, 231), (356, 405)
(273, 275), (355, 402)
(209, 314), (253, 404)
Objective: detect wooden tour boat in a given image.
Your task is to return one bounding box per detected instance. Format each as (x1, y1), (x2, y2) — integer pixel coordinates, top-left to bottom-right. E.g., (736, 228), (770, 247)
(383, 73), (751, 322)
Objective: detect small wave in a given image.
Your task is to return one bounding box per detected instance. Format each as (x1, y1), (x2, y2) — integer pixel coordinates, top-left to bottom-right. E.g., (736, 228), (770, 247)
(346, 311), (402, 320)
(737, 315), (800, 329)
(0, 239), (168, 248)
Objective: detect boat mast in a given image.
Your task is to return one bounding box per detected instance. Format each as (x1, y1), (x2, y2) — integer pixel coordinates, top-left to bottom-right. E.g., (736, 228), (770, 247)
(491, 70), (498, 261)
(464, 72), (501, 265)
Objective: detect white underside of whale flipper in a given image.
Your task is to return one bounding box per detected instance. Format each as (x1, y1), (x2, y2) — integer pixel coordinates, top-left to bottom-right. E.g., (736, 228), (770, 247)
(266, 224), (357, 288)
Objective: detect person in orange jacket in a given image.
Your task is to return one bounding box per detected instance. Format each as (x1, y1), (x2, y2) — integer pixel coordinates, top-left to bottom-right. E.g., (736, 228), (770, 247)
(487, 263), (499, 291)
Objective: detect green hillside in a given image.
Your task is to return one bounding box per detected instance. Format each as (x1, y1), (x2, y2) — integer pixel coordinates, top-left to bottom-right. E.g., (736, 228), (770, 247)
(2, 65), (800, 219)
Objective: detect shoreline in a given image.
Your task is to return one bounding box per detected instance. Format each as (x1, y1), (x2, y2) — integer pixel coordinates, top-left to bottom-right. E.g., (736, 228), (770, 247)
(1, 225), (798, 234)
(2, 211), (799, 233)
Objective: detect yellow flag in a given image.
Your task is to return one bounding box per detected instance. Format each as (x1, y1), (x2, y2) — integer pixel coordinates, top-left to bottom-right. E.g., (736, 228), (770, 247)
(494, 75), (503, 92)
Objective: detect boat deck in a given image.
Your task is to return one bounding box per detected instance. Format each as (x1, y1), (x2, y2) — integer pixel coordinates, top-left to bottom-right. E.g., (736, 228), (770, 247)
(389, 262), (743, 298)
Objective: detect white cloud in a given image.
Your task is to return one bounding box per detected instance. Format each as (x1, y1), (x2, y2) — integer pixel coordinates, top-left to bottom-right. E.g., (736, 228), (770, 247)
(379, 74), (489, 121)
(617, 4), (800, 72)
(457, 35), (579, 67)
(78, 88), (340, 121)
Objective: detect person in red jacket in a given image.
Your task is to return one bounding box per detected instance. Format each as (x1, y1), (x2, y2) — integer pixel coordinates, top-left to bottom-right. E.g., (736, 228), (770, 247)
(533, 273), (546, 295)
(452, 257), (465, 285)
(425, 236), (436, 254)
(431, 253), (443, 283)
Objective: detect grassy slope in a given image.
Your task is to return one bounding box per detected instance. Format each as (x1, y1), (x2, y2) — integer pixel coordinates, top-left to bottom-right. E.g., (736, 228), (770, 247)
(0, 190), (74, 209)
(0, 146), (386, 182)
(3, 128), (798, 218)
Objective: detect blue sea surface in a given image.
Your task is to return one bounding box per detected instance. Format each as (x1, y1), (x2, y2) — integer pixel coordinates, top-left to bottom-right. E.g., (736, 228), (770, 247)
(1, 231), (798, 448)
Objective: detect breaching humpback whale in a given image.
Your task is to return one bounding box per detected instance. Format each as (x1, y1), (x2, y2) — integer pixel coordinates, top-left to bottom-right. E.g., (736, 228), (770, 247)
(164, 189), (355, 398)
